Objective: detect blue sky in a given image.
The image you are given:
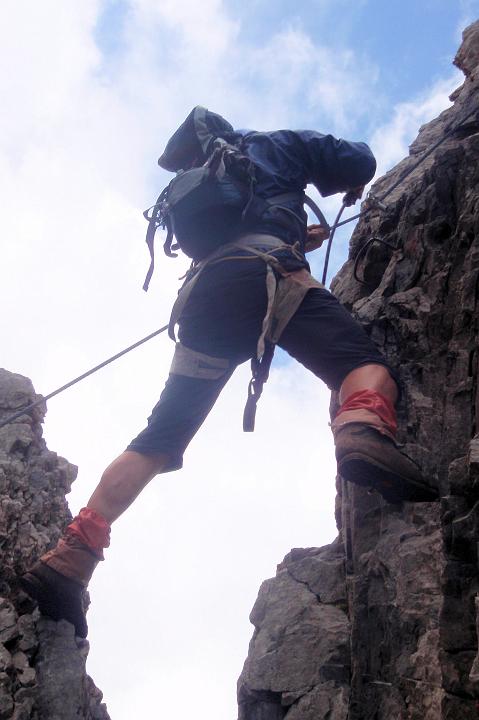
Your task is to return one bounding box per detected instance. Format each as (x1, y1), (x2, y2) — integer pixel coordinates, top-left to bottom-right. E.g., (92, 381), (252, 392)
(1, 2), (478, 719)
(94, 0), (476, 121)
(233, 0), (466, 94)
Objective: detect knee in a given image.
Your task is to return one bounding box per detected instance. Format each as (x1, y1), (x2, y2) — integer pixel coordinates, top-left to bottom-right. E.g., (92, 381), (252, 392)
(339, 364), (398, 404)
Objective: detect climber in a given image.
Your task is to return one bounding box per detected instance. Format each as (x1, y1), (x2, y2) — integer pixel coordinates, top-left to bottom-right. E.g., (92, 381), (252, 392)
(21, 107), (439, 639)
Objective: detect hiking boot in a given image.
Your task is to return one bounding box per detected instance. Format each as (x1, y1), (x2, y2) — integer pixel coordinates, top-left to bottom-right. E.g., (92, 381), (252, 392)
(334, 423), (439, 503)
(20, 562), (88, 638)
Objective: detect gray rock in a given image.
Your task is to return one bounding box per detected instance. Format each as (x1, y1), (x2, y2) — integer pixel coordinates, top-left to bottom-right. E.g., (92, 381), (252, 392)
(0, 647), (12, 673)
(281, 545), (346, 606)
(0, 598), (18, 644)
(285, 683), (349, 720)
(0, 673), (13, 720)
(35, 619), (90, 719)
(454, 20), (479, 76)
(0, 370), (110, 719)
(239, 567), (350, 719)
(468, 595), (479, 690)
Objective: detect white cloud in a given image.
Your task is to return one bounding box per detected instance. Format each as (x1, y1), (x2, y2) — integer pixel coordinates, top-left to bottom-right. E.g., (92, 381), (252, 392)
(370, 73), (461, 178)
(0, 1), (101, 161)
(456, 1), (479, 43)
(229, 26), (381, 133)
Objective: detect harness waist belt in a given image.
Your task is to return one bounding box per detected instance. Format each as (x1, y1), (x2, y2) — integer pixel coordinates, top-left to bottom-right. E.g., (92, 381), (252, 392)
(168, 234), (323, 360)
(226, 233), (290, 251)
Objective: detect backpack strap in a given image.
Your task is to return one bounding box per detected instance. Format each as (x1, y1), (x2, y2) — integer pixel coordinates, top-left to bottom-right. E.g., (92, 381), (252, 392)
(192, 106), (212, 154)
(142, 187), (174, 292)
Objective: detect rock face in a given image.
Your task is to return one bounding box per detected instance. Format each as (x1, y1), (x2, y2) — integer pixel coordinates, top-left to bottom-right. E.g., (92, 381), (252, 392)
(238, 21), (479, 720)
(0, 370), (110, 720)
(239, 541), (350, 720)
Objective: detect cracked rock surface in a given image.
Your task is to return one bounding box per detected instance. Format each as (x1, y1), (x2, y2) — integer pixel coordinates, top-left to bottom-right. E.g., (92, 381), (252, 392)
(239, 541), (350, 720)
(0, 369), (110, 720)
(238, 20), (479, 720)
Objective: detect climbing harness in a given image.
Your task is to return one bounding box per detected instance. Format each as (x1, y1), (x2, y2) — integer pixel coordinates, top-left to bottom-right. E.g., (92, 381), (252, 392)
(167, 233), (324, 431)
(3, 103), (477, 432)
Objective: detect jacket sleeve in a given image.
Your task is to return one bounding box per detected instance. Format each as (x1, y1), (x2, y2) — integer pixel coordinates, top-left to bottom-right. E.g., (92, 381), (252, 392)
(293, 130), (377, 197)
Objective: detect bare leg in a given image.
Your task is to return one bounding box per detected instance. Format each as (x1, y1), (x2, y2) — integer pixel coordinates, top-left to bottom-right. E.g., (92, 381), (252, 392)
(89, 367), (396, 524)
(87, 450), (171, 524)
(339, 363), (398, 404)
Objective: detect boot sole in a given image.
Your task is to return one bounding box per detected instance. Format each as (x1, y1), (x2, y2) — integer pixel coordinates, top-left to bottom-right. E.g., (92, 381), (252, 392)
(338, 453), (439, 503)
(20, 571), (88, 638)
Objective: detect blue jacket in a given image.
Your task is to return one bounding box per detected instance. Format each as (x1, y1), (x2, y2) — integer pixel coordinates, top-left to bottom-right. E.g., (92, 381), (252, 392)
(238, 129), (376, 249)
(158, 108), (376, 261)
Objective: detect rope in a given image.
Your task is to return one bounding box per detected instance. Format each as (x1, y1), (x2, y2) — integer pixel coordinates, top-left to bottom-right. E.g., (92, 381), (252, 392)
(353, 237), (397, 284)
(321, 202), (347, 284)
(0, 325), (169, 431)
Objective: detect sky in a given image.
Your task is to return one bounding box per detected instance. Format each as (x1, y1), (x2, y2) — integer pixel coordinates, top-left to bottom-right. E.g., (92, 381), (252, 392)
(1, 1), (478, 718)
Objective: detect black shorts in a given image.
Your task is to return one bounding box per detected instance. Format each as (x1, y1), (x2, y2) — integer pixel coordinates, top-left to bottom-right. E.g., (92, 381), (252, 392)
(127, 259), (395, 469)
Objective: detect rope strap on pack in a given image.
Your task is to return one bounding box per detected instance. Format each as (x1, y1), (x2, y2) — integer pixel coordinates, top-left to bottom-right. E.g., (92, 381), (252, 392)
(243, 342), (275, 432)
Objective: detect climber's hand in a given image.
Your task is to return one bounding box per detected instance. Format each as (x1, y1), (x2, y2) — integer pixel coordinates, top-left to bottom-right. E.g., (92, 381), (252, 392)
(343, 185), (365, 207)
(305, 224), (330, 253)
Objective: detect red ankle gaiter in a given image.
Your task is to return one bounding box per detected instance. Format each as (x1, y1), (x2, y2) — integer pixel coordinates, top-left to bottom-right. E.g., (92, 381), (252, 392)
(66, 508), (111, 560)
(336, 389), (397, 436)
